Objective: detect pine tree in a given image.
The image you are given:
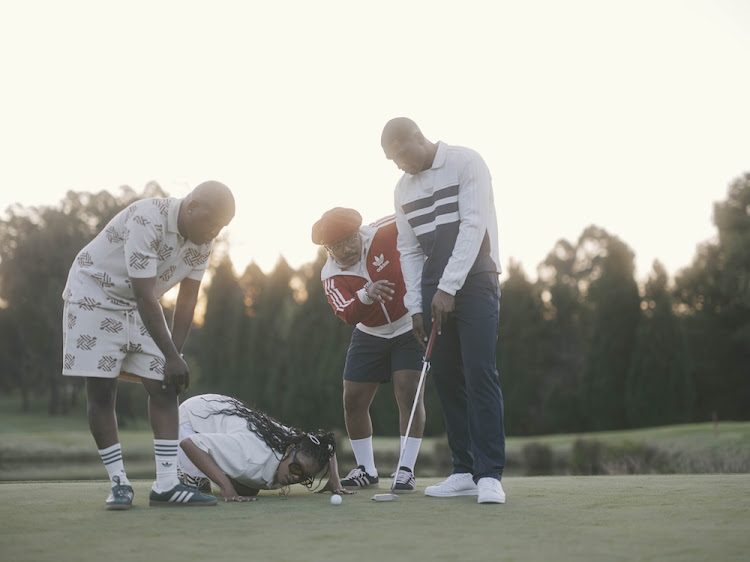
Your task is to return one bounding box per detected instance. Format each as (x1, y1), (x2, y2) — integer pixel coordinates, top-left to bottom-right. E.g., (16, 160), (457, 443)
(537, 239), (588, 432)
(578, 227), (641, 430)
(497, 260), (551, 435)
(626, 261), (693, 427)
(193, 256), (245, 395)
(674, 173), (750, 421)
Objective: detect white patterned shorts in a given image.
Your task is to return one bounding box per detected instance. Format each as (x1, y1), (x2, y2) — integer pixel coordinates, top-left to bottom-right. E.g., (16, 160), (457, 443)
(62, 301), (166, 382)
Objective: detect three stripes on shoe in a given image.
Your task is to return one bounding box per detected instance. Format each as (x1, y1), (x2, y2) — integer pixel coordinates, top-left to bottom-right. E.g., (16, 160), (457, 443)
(166, 489), (197, 503)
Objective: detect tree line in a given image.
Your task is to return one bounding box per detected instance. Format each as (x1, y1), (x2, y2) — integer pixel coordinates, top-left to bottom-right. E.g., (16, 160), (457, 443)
(0, 175), (748, 436)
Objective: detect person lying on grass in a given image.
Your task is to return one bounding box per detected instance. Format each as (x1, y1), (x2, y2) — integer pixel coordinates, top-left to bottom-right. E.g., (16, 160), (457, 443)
(178, 393), (350, 502)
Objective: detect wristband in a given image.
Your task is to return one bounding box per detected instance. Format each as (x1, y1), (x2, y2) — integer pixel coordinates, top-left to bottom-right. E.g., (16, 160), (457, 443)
(358, 282), (374, 305)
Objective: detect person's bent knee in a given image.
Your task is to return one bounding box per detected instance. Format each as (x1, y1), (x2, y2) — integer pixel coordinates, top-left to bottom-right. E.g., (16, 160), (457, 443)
(142, 378), (179, 407)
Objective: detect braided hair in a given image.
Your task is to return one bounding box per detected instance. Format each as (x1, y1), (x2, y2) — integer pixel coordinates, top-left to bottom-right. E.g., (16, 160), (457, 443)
(193, 395), (336, 489)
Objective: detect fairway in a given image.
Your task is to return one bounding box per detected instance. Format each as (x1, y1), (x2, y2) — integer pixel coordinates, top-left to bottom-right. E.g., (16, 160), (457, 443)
(1, 475), (748, 562)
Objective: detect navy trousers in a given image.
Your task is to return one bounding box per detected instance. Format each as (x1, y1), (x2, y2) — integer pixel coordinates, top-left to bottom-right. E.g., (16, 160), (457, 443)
(423, 272), (506, 481)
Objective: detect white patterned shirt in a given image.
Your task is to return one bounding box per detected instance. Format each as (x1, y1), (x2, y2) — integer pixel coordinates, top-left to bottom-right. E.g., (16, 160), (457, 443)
(63, 197), (212, 311)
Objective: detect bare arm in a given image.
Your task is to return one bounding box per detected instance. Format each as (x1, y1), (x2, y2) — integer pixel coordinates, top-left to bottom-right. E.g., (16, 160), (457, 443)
(131, 276), (189, 392)
(319, 453), (353, 495)
(171, 278), (201, 353)
(179, 438), (256, 502)
(431, 290), (455, 336)
(411, 312), (427, 349)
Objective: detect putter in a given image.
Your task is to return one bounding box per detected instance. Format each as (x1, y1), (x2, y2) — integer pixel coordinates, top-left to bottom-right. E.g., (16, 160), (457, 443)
(372, 322), (438, 502)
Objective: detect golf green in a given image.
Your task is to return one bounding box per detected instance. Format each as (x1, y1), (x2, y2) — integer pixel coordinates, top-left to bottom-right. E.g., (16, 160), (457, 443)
(1, 474), (747, 561)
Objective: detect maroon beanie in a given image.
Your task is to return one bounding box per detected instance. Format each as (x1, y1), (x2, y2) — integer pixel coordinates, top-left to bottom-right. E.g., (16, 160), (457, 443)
(311, 207), (362, 245)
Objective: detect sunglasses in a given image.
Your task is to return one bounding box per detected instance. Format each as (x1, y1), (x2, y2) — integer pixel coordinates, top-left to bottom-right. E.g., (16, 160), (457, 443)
(288, 447), (314, 486)
(324, 232), (360, 254)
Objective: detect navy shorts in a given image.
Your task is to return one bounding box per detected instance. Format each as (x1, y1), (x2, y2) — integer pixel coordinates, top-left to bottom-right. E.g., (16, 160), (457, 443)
(343, 329), (425, 384)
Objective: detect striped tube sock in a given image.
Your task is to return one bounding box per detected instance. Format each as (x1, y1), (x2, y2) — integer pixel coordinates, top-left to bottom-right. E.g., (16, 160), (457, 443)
(153, 439), (179, 492)
(98, 443), (130, 486)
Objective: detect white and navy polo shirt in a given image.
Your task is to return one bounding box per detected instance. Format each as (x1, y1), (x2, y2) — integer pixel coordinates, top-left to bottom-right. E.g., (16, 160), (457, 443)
(394, 141), (501, 315)
(63, 197), (212, 311)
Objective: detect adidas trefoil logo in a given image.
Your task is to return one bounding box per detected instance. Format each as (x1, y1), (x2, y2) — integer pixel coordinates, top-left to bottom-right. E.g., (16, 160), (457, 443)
(161, 462), (173, 467)
(373, 253), (390, 272)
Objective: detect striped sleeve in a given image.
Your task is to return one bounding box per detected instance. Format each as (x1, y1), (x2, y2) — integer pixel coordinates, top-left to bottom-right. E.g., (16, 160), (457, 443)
(323, 276), (374, 325)
(438, 153), (494, 295)
(324, 278), (356, 312)
(395, 182), (425, 315)
(369, 213), (397, 229)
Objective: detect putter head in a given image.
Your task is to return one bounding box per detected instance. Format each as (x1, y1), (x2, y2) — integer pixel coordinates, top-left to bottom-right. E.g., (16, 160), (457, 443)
(371, 492), (398, 502)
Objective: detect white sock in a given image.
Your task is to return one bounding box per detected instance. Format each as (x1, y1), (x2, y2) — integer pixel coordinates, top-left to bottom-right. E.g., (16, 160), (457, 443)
(153, 439), (180, 492)
(350, 436), (377, 476)
(98, 443), (130, 486)
(399, 436), (422, 472)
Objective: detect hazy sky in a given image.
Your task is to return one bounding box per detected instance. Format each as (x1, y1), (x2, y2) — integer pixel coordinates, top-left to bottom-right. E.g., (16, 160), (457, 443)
(1, 0), (748, 282)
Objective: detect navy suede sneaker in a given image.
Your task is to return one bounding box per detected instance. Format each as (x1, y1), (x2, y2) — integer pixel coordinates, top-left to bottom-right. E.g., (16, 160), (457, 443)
(105, 476), (134, 510)
(149, 478), (218, 507)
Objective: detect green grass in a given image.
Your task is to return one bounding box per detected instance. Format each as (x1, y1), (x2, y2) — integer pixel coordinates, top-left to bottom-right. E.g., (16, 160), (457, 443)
(2, 393), (749, 560)
(1, 475), (748, 562)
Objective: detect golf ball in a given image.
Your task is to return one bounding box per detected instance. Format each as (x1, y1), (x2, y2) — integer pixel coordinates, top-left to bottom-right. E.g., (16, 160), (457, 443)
(330, 494), (342, 506)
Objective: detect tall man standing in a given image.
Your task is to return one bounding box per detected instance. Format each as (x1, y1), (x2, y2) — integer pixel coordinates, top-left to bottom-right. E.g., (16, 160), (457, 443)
(381, 117), (507, 504)
(62, 181), (235, 509)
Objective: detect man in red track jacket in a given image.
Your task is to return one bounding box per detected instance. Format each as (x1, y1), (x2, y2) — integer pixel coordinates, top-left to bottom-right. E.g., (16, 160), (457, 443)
(312, 207), (425, 493)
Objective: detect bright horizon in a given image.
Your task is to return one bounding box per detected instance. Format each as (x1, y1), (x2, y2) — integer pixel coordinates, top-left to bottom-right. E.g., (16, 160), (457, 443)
(1, 0), (748, 282)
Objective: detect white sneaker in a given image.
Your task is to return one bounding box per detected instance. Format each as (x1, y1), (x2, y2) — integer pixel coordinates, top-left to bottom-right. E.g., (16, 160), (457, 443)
(477, 477), (506, 504)
(424, 473), (478, 497)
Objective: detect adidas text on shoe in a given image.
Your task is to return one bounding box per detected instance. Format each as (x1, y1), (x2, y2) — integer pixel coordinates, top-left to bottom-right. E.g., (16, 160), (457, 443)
(424, 473), (478, 497)
(477, 477), (506, 504)
(149, 478), (218, 507)
(392, 466), (416, 493)
(105, 476), (134, 510)
(340, 465), (379, 489)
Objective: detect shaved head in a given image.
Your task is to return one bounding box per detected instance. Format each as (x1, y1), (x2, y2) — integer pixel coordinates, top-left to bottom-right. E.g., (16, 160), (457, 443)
(381, 117), (437, 175)
(190, 180), (235, 218)
(381, 117), (421, 149)
(179, 180), (235, 244)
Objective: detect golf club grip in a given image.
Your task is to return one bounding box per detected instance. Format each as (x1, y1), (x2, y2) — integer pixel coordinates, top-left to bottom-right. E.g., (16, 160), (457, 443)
(425, 322), (438, 361)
